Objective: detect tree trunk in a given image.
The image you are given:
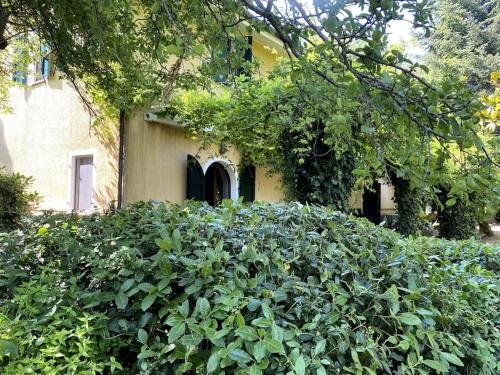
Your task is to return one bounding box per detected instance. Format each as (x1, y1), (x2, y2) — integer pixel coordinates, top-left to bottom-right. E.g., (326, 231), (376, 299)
(0, 3), (9, 50)
(479, 221), (493, 237)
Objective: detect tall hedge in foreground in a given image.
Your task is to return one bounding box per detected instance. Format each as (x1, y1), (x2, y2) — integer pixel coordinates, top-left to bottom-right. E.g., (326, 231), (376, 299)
(0, 201), (499, 374)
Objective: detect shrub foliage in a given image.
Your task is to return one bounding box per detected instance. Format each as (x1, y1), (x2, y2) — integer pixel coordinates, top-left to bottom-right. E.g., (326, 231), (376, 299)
(0, 168), (40, 230)
(0, 201), (498, 374)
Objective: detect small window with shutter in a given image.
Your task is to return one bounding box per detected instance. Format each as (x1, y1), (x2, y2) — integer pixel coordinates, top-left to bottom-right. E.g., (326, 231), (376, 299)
(214, 36), (252, 83)
(214, 40), (229, 83)
(236, 36), (253, 78)
(34, 44), (50, 82)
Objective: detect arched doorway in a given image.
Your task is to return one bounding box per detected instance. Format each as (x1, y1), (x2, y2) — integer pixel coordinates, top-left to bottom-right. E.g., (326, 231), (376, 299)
(204, 162), (231, 206)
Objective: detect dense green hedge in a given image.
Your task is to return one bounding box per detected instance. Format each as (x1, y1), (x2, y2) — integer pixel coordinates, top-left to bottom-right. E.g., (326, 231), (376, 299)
(0, 201), (499, 374)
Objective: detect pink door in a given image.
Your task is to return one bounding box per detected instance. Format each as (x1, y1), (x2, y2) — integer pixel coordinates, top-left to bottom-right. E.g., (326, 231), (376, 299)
(74, 156), (93, 211)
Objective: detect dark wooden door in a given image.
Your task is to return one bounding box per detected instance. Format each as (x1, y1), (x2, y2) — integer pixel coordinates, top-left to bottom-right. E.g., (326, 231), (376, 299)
(362, 182), (381, 224)
(205, 163), (230, 206)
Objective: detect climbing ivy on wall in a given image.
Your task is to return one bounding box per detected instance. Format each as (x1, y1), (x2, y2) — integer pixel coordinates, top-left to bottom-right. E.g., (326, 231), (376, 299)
(165, 68), (498, 218)
(390, 174), (422, 237)
(437, 188), (477, 240)
(165, 79), (361, 209)
(279, 121), (356, 210)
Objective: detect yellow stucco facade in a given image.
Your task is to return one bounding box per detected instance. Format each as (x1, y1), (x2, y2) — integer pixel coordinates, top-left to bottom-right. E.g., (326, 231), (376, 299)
(0, 75), (118, 212)
(0, 31), (394, 215)
(123, 112), (283, 204)
(121, 33), (286, 205)
(0, 34), (286, 211)
(380, 183), (396, 216)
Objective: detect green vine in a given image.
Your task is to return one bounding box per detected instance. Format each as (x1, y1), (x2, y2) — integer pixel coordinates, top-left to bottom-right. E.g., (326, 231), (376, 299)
(165, 81), (360, 210)
(279, 121), (356, 210)
(390, 174), (422, 237)
(437, 189), (476, 240)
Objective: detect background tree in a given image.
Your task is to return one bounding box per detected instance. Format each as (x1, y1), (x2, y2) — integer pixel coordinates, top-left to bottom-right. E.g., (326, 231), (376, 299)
(422, 0), (500, 236)
(424, 0), (500, 91)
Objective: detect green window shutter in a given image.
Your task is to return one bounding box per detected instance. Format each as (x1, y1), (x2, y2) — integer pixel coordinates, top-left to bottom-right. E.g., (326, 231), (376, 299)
(186, 155), (205, 201)
(244, 36), (253, 63)
(362, 181), (381, 224)
(41, 57), (49, 78)
(41, 43), (50, 78)
(237, 36), (252, 78)
(239, 165), (255, 202)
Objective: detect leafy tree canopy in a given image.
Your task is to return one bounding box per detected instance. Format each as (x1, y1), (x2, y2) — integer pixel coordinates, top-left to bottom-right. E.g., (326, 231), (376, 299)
(0, 0), (498, 211)
(423, 0), (500, 91)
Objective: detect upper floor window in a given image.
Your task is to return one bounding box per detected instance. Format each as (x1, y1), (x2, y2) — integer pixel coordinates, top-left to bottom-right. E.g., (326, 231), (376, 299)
(214, 36), (253, 84)
(34, 44), (50, 82)
(12, 42), (51, 84)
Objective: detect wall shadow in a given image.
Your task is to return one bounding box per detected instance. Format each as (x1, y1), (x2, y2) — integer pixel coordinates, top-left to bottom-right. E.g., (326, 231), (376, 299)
(0, 118), (13, 172)
(91, 119), (120, 211)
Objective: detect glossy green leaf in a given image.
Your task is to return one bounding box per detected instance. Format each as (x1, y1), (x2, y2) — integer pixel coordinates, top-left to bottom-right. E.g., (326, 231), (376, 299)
(115, 293), (128, 310)
(141, 293), (157, 311)
(397, 313), (421, 326)
(228, 349), (253, 364)
(266, 339), (285, 354)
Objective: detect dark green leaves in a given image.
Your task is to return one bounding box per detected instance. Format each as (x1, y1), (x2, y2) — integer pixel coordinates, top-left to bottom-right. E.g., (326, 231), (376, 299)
(440, 352), (464, 367)
(141, 293), (157, 311)
(252, 341), (267, 362)
(195, 297), (210, 316)
(0, 339), (18, 358)
(265, 339), (285, 354)
(235, 326), (259, 341)
(207, 352), (220, 373)
(313, 339), (326, 356)
(168, 323), (185, 344)
(0, 200), (497, 374)
(294, 355), (306, 375)
(137, 329), (148, 344)
(422, 359), (447, 372)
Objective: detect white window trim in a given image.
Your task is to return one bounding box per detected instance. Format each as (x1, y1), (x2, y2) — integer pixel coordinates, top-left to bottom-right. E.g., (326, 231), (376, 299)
(67, 149), (97, 213)
(26, 62), (47, 86)
(202, 158), (239, 200)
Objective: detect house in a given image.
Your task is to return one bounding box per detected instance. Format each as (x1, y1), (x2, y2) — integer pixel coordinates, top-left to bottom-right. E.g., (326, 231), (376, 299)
(0, 31), (395, 219)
